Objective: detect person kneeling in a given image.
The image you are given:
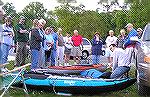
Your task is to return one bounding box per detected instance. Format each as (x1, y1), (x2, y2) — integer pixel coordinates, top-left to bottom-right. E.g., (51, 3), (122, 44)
(109, 44), (130, 79)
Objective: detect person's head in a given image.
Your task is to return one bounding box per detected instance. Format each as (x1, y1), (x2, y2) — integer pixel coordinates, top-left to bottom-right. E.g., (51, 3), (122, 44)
(32, 19), (38, 28)
(109, 30), (114, 37)
(94, 32), (100, 38)
(109, 44), (117, 52)
(120, 29), (126, 36)
(73, 30), (78, 36)
(45, 27), (50, 35)
(4, 16), (12, 26)
(49, 26), (55, 33)
(125, 23), (133, 32)
(19, 16), (26, 24)
(137, 28), (143, 36)
(66, 32), (71, 37)
(57, 28), (62, 35)
(38, 18), (46, 29)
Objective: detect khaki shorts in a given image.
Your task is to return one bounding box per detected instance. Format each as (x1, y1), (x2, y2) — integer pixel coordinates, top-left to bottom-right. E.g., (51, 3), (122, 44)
(71, 46), (82, 57)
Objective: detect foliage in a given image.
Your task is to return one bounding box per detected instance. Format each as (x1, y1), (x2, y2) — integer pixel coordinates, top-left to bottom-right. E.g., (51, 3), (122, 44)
(2, 2), (17, 18)
(112, 10), (128, 35)
(128, 0), (150, 29)
(2, 0), (150, 39)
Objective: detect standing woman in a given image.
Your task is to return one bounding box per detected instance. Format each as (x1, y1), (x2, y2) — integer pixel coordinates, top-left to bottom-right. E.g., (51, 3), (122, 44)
(64, 32), (72, 66)
(30, 19), (43, 70)
(37, 19), (46, 68)
(1, 16), (14, 64)
(91, 32), (103, 65)
(116, 29), (126, 49)
(44, 27), (54, 67)
(57, 28), (64, 66)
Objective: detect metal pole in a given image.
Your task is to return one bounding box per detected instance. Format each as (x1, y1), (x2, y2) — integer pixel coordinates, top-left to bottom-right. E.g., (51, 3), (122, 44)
(0, 69), (24, 97)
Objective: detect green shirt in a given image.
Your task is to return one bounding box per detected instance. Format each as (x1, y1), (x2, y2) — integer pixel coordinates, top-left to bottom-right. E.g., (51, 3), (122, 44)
(15, 23), (29, 42)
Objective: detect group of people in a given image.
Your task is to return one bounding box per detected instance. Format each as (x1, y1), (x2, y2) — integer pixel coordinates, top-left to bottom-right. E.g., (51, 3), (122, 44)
(0, 15), (84, 71)
(0, 7), (143, 79)
(106, 23), (142, 79)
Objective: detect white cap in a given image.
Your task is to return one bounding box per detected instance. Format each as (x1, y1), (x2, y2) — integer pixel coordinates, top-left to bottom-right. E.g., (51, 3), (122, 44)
(125, 23), (133, 28)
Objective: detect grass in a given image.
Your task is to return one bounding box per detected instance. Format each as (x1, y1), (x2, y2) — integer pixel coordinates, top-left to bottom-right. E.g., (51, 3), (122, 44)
(0, 61), (144, 97)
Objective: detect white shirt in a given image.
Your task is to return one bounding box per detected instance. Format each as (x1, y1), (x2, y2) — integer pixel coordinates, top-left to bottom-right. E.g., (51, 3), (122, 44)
(44, 34), (54, 50)
(111, 48), (132, 71)
(105, 36), (118, 47)
(2, 24), (14, 46)
(63, 36), (72, 49)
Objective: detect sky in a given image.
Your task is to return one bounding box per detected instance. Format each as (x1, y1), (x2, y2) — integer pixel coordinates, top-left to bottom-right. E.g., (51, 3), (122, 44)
(2, 0), (124, 12)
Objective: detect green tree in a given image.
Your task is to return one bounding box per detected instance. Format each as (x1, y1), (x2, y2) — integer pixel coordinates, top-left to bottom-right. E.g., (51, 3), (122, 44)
(22, 2), (47, 19)
(127, 0), (150, 28)
(21, 2), (47, 28)
(98, 0), (119, 12)
(56, 0), (76, 4)
(2, 2), (17, 17)
(112, 10), (128, 34)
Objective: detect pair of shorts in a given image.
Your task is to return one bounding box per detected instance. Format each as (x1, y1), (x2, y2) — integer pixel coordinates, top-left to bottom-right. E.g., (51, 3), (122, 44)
(71, 46), (82, 57)
(105, 48), (112, 57)
(64, 46), (71, 54)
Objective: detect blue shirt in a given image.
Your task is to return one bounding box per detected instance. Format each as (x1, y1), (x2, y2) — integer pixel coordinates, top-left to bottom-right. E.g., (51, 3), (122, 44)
(38, 29), (45, 48)
(44, 34), (54, 50)
(52, 32), (58, 50)
(124, 29), (138, 48)
(2, 24), (14, 45)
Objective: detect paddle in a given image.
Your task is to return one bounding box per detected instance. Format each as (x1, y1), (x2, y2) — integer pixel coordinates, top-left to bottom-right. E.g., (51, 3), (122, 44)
(0, 63), (31, 76)
(0, 63), (9, 68)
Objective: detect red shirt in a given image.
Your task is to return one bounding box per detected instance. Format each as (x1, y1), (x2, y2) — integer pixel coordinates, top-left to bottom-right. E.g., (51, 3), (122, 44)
(71, 35), (83, 46)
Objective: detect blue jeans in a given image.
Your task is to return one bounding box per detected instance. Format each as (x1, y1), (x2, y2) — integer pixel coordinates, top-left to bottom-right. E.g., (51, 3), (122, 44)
(92, 55), (101, 64)
(38, 47), (45, 68)
(50, 49), (57, 66)
(31, 49), (39, 70)
(1, 43), (11, 64)
(110, 66), (130, 79)
(0, 43), (2, 64)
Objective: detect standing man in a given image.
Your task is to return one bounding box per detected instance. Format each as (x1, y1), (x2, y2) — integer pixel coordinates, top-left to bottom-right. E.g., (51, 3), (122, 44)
(50, 26), (58, 66)
(15, 16), (29, 67)
(105, 30), (117, 66)
(71, 30), (83, 64)
(0, 8), (3, 64)
(0, 8), (4, 90)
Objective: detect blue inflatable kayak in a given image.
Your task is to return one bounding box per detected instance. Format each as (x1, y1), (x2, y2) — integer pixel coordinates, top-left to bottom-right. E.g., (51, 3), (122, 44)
(23, 71), (136, 95)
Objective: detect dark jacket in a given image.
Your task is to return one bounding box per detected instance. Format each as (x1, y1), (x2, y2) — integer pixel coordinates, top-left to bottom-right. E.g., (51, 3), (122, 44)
(116, 35), (126, 48)
(15, 23), (29, 42)
(91, 37), (103, 55)
(30, 28), (42, 51)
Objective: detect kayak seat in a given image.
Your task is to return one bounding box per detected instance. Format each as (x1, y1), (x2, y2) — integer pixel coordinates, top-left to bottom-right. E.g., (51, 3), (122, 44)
(80, 69), (112, 79)
(24, 71), (49, 79)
